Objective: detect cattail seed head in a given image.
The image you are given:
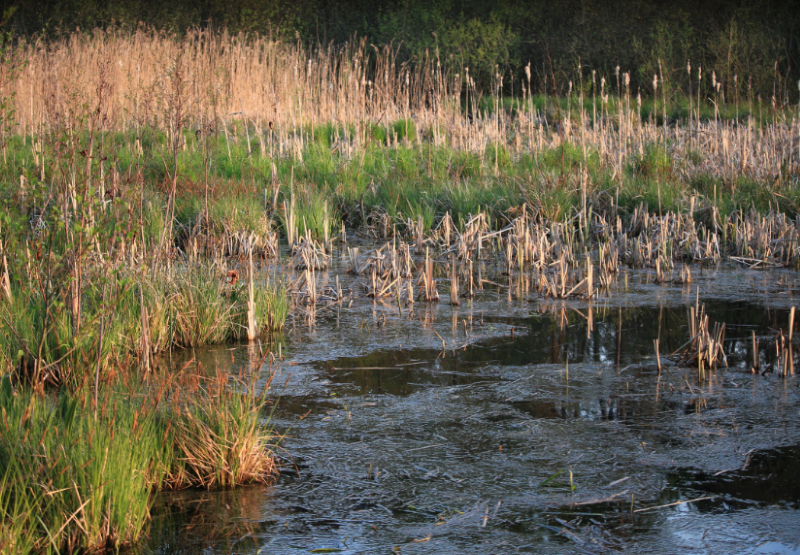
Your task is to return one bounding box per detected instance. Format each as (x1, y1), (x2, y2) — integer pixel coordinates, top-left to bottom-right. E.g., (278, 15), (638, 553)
(525, 63), (531, 81)
(653, 74), (658, 92)
(687, 61), (691, 75)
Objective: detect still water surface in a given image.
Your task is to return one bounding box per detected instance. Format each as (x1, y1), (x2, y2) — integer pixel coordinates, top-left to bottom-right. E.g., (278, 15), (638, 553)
(143, 266), (800, 554)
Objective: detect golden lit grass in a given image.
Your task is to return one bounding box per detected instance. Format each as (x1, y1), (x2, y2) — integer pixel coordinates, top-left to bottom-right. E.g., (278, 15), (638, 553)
(7, 27), (798, 185)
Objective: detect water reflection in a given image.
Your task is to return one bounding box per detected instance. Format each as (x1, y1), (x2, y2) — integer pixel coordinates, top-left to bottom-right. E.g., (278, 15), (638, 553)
(143, 287), (800, 555)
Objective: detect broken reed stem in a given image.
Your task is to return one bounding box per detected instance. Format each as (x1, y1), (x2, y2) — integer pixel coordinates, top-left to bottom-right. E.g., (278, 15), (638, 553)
(752, 331), (759, 373)
(654, 339), (662, 375)
(790, 307), (795, 375)
(586, 254), (593, 299)
(246, 247), (257, 341)
(450, 253), (460, 306)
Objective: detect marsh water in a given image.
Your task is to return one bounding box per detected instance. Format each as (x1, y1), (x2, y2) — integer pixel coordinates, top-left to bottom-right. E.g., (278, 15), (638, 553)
(143, 261), (800, 554)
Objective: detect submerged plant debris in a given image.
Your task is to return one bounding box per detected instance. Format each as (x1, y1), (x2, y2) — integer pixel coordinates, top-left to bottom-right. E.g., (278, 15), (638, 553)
(142, 264), (800, 555)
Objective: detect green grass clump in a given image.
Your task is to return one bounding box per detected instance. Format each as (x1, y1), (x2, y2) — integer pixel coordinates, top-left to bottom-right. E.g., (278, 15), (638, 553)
(171, 268), (234, 347)
(628, 143), (674, 180)
(230, 279), (290, 339)
(0, 377), (164, 553)
(0, 265), (289, 385)
(164, 370), (276, 489)
(0, 369), (276, 554)
(251, 281), (290, 334)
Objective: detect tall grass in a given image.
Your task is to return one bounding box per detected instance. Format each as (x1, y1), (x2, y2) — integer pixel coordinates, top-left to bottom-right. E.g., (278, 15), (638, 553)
(0, 377), (163, 553)
(0, 367), (276, 554)
(164, 369), (277, 489)
(5, 27), (797, 191)
(171, 268), (234, 347)
(0, 266), (289, 386)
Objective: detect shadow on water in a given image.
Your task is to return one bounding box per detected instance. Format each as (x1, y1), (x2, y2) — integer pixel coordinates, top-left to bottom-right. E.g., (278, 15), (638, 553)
(669, 443), (800, 509)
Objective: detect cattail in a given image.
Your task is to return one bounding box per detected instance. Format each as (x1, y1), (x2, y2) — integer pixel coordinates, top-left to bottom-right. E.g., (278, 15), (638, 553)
(525, 63), (531, 82)
(712, 71), (716, 90)
(687, 61), (691, 75)
(653, 74), (658, 93)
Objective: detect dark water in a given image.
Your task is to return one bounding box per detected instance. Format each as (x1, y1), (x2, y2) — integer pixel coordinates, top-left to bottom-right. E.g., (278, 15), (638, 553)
(142, 265), (800, 555)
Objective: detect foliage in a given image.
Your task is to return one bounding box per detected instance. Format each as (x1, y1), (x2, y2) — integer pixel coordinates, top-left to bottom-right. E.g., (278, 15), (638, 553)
(7, 1), (800, 99)
(0, 369), (276, 554)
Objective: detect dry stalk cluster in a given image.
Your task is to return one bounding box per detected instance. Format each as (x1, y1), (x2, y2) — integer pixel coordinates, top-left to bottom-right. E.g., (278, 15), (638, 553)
(669, 302), (728, 379)
(291, 233), (329, 270)
(9, 29), (800, 186)
(179, 214), (279, 260)
(728, 209), (800, 268)
(752, 307), (797, 377)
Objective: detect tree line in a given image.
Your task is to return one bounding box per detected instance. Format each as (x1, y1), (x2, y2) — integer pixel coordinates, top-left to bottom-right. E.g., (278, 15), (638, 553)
(4, 0), (800, 101)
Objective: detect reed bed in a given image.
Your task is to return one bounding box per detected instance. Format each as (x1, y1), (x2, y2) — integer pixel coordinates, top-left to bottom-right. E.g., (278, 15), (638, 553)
(2, 26), (800, 554)
(5, 28), (800, 185)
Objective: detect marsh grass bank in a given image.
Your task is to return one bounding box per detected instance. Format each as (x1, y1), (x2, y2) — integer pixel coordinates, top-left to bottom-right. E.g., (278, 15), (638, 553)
(1, 27), (800, 554)
(0, 364), (276, 554)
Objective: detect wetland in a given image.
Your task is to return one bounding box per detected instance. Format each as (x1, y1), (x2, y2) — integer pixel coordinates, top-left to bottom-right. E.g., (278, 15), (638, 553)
(143, 262), (800, 555)
(1, 25), (800, 555)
